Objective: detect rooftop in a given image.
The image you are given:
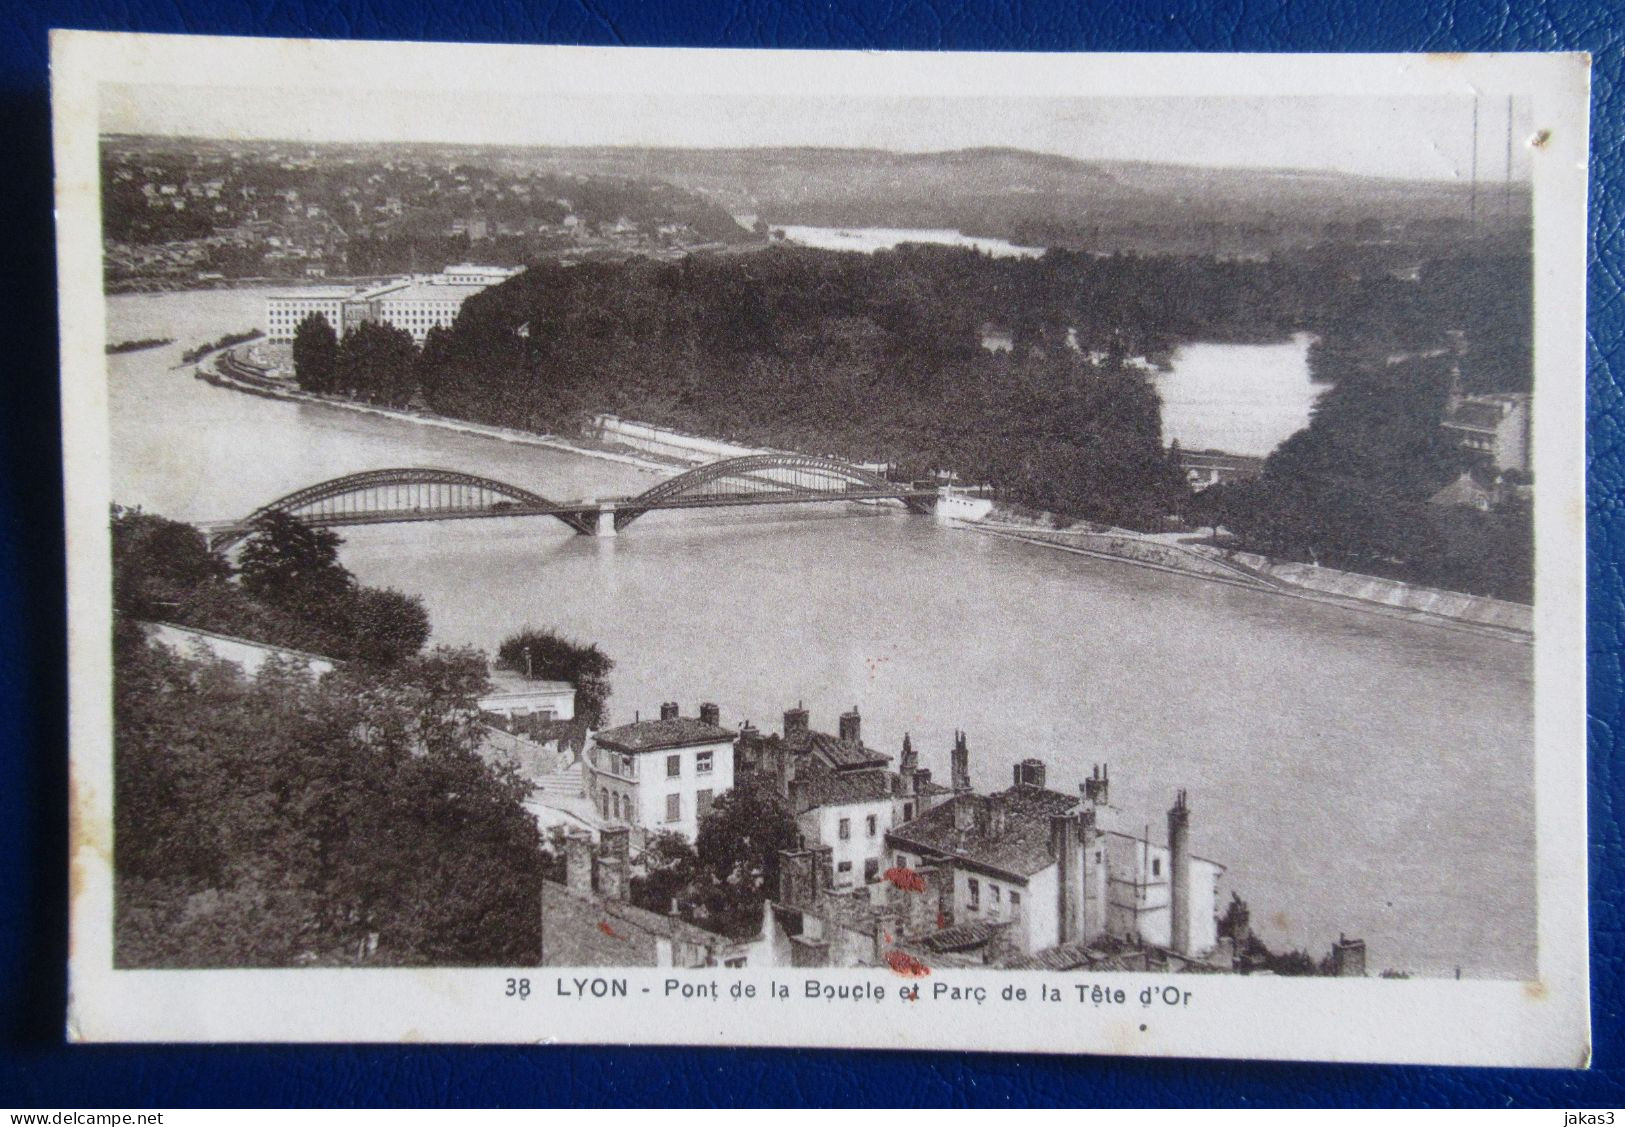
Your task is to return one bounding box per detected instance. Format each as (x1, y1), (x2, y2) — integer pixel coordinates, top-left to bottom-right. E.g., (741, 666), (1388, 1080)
(541, 880), (724, 965)
(886, 796), (1062, 881)
(595, 717), (734, 753)
(791, 770), (893, 814)
(483, 671), (574, 697)
(785, 728), (891, 772)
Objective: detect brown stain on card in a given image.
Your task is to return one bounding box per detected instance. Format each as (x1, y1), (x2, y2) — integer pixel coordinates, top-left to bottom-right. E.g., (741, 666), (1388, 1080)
(1523, 979), (1548, 1001)
(68, 776), (113, 959)
(1529, 129), (1552, 150)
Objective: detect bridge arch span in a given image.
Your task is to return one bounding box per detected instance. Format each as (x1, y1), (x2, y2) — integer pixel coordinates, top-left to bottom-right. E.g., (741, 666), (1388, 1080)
(614, 452), (934, 530)
(209, 467), (595, 548)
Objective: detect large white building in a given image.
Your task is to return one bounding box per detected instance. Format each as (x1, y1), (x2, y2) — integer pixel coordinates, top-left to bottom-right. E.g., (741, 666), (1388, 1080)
(586, 702), (736, 841)
(264, 264), (523, 344)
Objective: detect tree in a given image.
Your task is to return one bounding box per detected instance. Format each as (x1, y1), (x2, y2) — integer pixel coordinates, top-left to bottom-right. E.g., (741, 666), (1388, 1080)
(494, 627), (614, 728)
(342, 586), (432, 666)
(337, 321), (420, 407)
(629, 831), (699, 917)
(291, 312), (338, 393)
(110, 505), (231, 618)
(237, 510), (352, 608)
(114, 639), (543, 967)
(691, 782), (801, 938)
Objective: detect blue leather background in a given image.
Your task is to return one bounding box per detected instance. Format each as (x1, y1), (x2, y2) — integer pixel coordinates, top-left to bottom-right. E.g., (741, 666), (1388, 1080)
(0, 0), (1620, 1107)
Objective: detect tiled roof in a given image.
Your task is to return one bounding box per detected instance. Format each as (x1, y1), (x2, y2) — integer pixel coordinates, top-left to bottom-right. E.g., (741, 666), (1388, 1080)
(886, 797), (1059, 880)
(595, 717), (734, 752)
(792, 770), (893, 813)
(786, 729), (891, 771)
(997, 784), (1081, 817)
(922, 920), (1007, 953)
(541, 880), (723, 966)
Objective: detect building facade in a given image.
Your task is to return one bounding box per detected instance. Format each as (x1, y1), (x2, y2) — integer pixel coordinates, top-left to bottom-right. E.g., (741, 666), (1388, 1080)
(886, 756), (1224, 960)
(586, 702), (736, 841)
(1441, 392), (1531, 473)
(477, 671), (575, 723)
(264, 264), (522, 344)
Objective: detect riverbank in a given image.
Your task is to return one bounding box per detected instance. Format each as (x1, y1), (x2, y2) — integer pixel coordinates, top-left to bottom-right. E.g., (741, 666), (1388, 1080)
(197, 350), (681, 477)
(197, 354), (1532, 641)
(963, 512), (1532, 642)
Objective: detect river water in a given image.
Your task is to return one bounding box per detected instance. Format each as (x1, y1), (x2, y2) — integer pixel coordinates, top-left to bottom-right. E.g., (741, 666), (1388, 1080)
(1155, 333), (1324, 458)
(105, 288), (1535, 978)
(773, 225), (1044, 258)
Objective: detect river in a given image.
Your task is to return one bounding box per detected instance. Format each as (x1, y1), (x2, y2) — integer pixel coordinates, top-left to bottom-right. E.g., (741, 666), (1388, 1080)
(773, 225), (1044, 258)
(105, 288), (1536, 979)
(1155, 333), (1324, 458)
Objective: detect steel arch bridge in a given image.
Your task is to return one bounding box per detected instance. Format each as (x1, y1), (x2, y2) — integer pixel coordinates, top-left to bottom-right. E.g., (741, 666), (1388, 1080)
(206, 456), (939, 548)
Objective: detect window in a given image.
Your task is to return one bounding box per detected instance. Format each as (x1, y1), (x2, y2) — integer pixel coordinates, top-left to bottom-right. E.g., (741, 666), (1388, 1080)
(1152, 858), (1162, 877)
(895, 854), (907, 870)
(666, 754), (681, 778)
(665, 793), (681, 823)
(967, 878), (980, 911)
(837, 861), (853, 874)
(598, 791), (608, 817)
(622, 754), (636, 778)
(1010, 891), (1021, 919)
(696, 750), (713, 775)
(864, 858), (880, 883)
(866, 814), (878, 837)
(697, 789), (714, 820)
(991, 885), (1002, 907)
(838, 818), (851, 841)
(902, 802), (915, 822)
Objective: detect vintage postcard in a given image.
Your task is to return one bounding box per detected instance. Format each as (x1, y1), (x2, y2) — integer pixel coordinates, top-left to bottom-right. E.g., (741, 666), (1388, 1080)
(53, 32), (1591, 1064)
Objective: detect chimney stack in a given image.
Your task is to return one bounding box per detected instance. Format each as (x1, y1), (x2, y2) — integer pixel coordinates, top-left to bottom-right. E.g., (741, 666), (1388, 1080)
(1014, 758), (1046, 790)
(809, 844), (835, 898)
(659, 701), (680, 721)
(783, 703), (809, 738)
(597, 852), (628, 901)
(1168, 789), (1192, 957)
(1077, 805), (1103, 941)
(838, 707), (861, 744)
(952, 793), (978, 833)
(899, 733), (917, 775)
(600, 824), (630, 865)
(987, 793), (1008, 838)
(564, 832), (594, 896)
(950, 731), (972, 793)
(1083, 763), (1110, 807)
(777, 848), (814, 906)
(698, 701), (721, 727)
(1050, 812), (1082, 944)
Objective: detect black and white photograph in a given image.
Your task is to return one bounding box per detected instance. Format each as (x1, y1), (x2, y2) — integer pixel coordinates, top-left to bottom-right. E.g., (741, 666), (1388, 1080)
(53, 34), (1591, 1064)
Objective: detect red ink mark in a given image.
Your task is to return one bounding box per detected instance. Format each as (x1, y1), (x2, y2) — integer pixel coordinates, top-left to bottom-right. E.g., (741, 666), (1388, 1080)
(884, 866), (926, 894)
(882, 931), (894, 945)
(599, 921), (623, 940)
(885, 950), (931, 978)
(936, 912), (949, 929)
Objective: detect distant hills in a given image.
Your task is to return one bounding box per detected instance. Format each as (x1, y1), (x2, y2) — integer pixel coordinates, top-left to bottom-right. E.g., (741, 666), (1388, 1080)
(503, 144), (1525, 254)
(107, 135), (1529, 259)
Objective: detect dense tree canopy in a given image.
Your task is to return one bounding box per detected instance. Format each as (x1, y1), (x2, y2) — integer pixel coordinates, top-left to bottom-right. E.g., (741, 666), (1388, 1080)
(114, 637), (537, 967)
(494, 627), (615, 728)
(112, 506), (430, 665)
(291, 312), (338, 394)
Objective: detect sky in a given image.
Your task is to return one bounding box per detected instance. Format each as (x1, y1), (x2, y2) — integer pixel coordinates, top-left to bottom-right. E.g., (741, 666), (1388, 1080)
(102, 85), (1534, 184)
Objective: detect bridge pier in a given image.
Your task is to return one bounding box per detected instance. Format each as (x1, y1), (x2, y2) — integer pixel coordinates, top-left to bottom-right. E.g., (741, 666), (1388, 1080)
(594, 502), (617, 538)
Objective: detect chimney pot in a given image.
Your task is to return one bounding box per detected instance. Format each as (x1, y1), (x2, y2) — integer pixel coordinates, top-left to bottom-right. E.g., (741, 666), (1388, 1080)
(659, 701), (680, 721)
(699, 701), (721, 727)
(783, 704), (810, 737)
